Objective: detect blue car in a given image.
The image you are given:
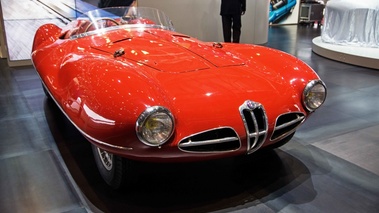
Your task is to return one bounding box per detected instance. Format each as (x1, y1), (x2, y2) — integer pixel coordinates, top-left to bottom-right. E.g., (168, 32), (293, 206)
(269, 0), (297, 23)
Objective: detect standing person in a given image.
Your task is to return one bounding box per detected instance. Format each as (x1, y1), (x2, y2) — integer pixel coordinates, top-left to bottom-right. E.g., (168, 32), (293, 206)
(220, 0), (246, 43)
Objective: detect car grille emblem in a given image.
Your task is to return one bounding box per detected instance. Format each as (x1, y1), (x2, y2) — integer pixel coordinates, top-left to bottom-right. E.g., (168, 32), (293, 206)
(246, 100), (258, 109)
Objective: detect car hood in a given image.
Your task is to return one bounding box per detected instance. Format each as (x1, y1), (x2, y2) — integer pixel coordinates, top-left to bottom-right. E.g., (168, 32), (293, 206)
(156, 64), (294, 112)
(89, 30), (305, 135)
(91, 30), (246, 73)
(149, 64), (300, 143)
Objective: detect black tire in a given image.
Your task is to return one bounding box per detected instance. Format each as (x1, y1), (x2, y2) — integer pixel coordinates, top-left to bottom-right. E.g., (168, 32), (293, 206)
(91, 144), (134, 189)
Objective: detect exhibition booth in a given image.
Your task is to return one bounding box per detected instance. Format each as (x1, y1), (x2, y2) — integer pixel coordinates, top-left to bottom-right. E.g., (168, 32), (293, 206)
(0, 0), (269, 67)
(1, 1), (379, 213)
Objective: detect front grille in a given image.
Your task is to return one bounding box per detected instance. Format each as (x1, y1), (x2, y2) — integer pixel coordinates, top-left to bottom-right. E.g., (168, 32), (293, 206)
(271, 112), (305, 141)
(239, 100), (268, 154)
(178, 127), (240, 152)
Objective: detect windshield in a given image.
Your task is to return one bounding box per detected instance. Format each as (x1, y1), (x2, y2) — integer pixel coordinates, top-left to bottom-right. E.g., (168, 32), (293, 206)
(70, 7), (175, 39)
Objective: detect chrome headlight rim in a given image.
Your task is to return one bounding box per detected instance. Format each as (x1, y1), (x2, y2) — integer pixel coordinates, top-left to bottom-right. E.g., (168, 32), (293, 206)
(136, 106), (175, 147)
(302, 79), (327, 112)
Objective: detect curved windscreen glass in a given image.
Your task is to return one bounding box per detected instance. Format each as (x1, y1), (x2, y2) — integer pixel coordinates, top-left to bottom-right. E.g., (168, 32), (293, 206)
(70, 7), (175, 39)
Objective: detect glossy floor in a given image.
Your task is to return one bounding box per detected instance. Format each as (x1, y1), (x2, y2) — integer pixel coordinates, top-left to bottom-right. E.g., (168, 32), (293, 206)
(1, 25), (378, 213)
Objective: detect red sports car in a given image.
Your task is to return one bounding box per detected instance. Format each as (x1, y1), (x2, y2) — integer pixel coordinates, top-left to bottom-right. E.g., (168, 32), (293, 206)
(31, 7), (326, 188)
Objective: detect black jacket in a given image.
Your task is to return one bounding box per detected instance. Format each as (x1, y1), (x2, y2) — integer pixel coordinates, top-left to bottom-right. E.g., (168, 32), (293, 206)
(220, 0), (246, 15)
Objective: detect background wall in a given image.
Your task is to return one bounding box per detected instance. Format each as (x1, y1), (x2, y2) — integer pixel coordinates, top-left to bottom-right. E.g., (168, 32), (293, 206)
(0, 0), (82, 65)
(138, 0), (269, 44)
(0, 0), (269, 66)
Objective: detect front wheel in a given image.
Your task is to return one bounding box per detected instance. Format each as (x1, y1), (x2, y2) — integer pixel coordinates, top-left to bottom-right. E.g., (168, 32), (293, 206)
(91, 144), (134, 189)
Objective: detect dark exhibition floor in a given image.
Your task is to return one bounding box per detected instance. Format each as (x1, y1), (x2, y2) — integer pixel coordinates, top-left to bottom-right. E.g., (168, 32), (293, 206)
(1, 25), (379, 213)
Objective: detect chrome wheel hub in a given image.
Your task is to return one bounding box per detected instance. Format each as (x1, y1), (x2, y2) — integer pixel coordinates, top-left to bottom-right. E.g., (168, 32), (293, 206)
(97, 147), (113, 171)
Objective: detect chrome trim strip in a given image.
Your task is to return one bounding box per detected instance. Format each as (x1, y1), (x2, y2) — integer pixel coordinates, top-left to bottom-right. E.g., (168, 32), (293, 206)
(179, 137), (239, 148)
(39, 80), (132, 151)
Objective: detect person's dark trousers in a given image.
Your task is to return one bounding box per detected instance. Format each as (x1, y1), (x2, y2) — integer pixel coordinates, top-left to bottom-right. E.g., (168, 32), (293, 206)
(222, 14), (242, 43)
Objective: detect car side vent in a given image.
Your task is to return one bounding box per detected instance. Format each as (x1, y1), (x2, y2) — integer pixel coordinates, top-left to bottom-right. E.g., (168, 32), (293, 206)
(271, 112), (305, 141)
(239, 101), (268, 154)
(178, 127), (240, 153)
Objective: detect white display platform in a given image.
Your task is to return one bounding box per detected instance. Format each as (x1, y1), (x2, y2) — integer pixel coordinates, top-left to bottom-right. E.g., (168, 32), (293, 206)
(312, 36), (379, 70)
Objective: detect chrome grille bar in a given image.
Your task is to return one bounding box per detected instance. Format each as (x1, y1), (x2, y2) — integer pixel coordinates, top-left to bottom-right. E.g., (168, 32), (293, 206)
(239, 100), (268, 154)
(179, 137), (239, 148)
(275, 114), (304, 131)
(178, 127), (241, 153)
(271, 112), (305, 141)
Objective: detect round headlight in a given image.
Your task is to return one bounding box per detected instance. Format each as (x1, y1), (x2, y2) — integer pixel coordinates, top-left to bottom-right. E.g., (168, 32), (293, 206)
(136, 106), (174, 146)
(302, 80), (327, 112)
